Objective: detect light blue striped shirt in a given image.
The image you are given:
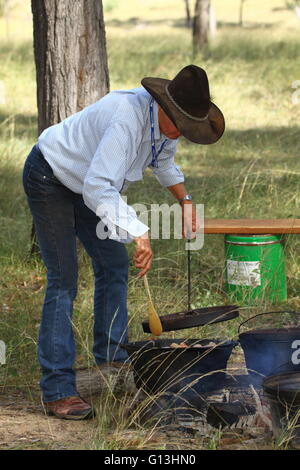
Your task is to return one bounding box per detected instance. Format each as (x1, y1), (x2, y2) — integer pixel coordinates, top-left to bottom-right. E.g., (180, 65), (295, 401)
(38, 87), (184, 241)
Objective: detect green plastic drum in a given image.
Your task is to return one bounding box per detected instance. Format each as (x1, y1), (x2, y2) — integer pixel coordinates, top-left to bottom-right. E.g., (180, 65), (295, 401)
(225, 234), (287, 304)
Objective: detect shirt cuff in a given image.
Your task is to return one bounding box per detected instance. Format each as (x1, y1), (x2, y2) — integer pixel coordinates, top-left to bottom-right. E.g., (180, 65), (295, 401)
(98, 201), (149, 242)
(102, 218), (149, 243)
(126, 219), (149, 238)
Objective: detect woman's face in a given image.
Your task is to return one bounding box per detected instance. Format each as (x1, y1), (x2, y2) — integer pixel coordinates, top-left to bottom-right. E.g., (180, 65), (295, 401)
(158, 105), (181, 140)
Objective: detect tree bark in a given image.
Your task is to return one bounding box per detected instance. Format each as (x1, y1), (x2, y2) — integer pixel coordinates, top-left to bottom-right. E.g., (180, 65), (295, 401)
(209, 2), (217, 39)
(193, 0), (211, 54)
(184, 0), (191, 27)
(30, 0), (109, 254)
(31, 0), (109, 135)
(239, 0), (246, 26)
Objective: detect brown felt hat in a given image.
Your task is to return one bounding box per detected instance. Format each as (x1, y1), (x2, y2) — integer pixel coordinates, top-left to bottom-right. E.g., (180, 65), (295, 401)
(141, 64), (225, 144)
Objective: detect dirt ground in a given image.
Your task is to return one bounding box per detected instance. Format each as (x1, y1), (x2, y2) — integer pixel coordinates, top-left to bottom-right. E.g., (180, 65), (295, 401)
(0, 351), (287, 451)
(0, 387), (275, 451)
(0, 389), (98, 450)
(0, 354), (277, 450)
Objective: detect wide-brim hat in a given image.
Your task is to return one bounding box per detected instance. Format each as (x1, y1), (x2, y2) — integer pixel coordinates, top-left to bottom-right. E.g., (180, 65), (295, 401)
(141, 64), (225, 144)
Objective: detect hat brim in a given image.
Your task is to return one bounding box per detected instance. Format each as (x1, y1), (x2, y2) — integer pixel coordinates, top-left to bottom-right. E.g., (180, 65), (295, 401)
(141, 77), (225, 144)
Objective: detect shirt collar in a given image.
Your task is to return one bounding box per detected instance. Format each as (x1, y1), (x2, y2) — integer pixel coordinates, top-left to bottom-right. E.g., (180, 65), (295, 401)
(153, 100), (162, 141)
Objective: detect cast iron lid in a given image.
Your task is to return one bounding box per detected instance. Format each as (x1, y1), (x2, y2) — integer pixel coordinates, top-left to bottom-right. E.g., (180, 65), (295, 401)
(142, 305), (239, 333)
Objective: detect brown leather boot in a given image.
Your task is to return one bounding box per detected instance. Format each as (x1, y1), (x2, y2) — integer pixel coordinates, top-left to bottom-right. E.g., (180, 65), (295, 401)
(44, 396), (95, 420)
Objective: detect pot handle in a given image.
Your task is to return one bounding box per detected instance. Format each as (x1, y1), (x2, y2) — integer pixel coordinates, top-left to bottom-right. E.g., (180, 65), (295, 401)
(238, 310), (300, 334)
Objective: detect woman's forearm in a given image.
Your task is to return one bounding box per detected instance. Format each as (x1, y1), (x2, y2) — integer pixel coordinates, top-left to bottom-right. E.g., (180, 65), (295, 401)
(167, 183), (189, 202)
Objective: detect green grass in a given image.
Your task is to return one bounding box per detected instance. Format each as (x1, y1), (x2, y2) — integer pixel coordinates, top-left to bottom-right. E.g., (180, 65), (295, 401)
(1, 0), (300, 450)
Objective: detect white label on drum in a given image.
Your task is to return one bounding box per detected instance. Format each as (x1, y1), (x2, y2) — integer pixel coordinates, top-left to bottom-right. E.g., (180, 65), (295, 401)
(0, 341), (5, 365)
(227, 260), (261, 287)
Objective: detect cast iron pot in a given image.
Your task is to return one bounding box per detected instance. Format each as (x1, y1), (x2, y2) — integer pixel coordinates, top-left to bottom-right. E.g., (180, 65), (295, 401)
(263, 371), (300, 440)
(122, 338), (237, 395)
(238, 311), (300, 386)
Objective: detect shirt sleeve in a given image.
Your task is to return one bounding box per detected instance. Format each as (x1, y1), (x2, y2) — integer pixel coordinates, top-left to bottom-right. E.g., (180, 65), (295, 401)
(151, 140), (185, 187)
(82, 121), (149, 242)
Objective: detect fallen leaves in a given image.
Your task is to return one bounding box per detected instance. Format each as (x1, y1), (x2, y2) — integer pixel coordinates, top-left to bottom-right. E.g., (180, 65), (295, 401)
(19, 275), (44, 294)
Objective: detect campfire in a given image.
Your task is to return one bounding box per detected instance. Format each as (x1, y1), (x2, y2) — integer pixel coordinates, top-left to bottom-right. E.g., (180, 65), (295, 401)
(125, 341), (272, 431)
(76, 308), (300, 449)
(123, 309), (300, 449)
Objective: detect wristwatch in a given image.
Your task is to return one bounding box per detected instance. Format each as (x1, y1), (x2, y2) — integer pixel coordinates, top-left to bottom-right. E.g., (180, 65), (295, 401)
(179, 194), (193, 204)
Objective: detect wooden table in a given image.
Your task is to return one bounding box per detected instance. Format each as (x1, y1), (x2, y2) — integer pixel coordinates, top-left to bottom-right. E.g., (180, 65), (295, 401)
(204, 219), (300, 234)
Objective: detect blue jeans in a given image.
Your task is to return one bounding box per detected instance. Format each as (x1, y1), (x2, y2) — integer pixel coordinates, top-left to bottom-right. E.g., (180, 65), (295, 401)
(22, 145), (129, 402)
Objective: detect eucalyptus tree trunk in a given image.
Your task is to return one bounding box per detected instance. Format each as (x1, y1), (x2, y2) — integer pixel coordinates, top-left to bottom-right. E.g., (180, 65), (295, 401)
(239, 0), (247, 26)
(184, 0), (192, 27)
(31, 0), (109, 135)
(30, 0), (109, 253)
(193, 0), (211, 54)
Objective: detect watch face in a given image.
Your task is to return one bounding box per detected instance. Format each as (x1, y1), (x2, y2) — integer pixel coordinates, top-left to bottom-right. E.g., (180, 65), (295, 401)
(180, 195), (192, 203)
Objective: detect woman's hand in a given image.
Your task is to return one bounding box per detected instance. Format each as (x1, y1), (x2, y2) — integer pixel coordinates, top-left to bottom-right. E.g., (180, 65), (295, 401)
(182, 202), (197, 239)
(167, 184), (199, 239)
(133, 232), (153, 277)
